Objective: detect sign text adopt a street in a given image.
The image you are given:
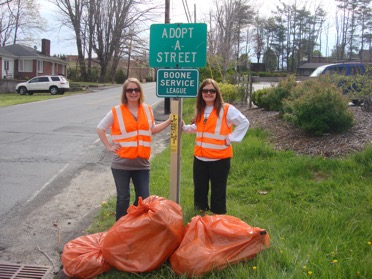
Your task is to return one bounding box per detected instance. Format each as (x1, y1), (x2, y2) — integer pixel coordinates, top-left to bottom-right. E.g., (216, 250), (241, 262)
(149, 23), (207, 68)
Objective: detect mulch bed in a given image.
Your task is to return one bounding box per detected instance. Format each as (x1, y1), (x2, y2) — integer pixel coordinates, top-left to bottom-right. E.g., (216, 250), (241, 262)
(236, 104), (372, 158)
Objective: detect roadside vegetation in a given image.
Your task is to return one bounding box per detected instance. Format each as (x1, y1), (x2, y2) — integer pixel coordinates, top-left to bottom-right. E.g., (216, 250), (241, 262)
(88, 98), (371, 279)
(0, 82), (112, 107)
(252, 73), (371, 136)
(0, 92), (78, 107)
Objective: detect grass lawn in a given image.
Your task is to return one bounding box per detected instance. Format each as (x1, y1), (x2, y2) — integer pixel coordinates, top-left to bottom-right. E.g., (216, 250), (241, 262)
(87, 99), (372, 278)
(0, 92), (86, 107)
(0, 82), (112, 107)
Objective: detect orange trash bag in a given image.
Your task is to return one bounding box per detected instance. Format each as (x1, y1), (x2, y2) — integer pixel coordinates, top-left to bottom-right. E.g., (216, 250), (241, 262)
(61, 232), (112, 279)
(169, 214), (270, 277)
(102, 195), (184, 273)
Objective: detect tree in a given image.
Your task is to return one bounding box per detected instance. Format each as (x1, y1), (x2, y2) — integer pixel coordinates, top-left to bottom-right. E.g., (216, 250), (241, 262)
(252, 16), (265, 64)
(208, 0), (254, 82)
(356, 0), (372, 60)
(334, 0), (372, 61)
(0, 0), (46, 46)
(263, 48), (277, 71)
(52, 0), (161, 82)
(53, 0), (88, 80)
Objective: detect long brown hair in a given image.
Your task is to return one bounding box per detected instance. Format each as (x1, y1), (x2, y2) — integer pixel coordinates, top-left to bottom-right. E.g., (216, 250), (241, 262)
(121, 78), (145, 105)
(195, 78), (224, 123)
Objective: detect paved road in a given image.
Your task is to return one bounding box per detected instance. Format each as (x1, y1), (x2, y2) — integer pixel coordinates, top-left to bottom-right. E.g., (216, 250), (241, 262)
(0, 82), (162, 218)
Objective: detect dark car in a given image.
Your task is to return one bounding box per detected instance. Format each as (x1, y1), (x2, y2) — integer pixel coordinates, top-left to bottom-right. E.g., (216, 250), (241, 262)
(310, 63), (366, 105)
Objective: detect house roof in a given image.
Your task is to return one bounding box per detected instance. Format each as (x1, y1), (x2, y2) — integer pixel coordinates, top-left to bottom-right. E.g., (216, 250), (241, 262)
(0, 44), (67, 64)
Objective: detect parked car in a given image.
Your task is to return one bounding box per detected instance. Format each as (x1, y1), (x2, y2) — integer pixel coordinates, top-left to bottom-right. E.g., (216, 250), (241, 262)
(309, 63), (366, 105)
(309, 62), (365, 77)
(16, 75), (70, 95)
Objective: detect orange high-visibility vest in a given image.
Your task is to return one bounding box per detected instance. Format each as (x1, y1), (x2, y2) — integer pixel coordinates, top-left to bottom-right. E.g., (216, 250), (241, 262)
(194, 104), (233, 159)
(111, 104), (154, 159)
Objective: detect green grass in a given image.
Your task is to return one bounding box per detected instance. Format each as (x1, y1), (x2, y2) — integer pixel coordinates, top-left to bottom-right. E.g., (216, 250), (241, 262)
(86, 99), (372, 278)
(0, 92), (83, 107)
(0, 82), (113, 107)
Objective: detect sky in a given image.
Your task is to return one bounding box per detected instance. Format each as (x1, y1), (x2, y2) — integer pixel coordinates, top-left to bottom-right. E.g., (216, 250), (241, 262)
(38, 0), (338, 57)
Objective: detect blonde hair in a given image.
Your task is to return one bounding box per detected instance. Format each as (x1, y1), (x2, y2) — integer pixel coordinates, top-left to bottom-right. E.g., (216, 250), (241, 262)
(121, 78), (145, 104)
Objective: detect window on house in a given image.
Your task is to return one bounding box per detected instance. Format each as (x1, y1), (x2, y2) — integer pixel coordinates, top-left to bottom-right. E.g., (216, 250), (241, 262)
(18, 60), (33, 72)
(37, 60), (43, 73)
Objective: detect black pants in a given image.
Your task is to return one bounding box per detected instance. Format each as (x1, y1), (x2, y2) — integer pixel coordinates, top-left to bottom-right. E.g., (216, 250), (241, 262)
(193, 157), (231, 214)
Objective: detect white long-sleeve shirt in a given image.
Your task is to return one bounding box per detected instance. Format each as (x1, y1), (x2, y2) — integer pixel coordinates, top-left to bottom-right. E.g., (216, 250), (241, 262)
(182, 104), (249, 145)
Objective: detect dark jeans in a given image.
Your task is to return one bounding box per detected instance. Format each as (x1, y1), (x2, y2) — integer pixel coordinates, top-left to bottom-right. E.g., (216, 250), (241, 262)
(111, 168), (150, 221)
(193, 157), (231, 214)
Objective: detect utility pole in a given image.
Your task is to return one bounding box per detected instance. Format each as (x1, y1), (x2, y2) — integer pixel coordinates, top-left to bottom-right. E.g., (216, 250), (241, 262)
(126, 36), (132, 78)
(164, 0), (171, 114)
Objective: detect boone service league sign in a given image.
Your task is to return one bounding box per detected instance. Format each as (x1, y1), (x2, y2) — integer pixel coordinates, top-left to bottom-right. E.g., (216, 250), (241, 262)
(149, 23), (207, 68)
(156, 69), (199, 98)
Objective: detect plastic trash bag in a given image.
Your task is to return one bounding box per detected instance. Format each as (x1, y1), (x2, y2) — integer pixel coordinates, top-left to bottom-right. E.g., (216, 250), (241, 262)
(62, 232), (111, 279)
(102, 195), (184, 273)
(169, 214), (270, 277)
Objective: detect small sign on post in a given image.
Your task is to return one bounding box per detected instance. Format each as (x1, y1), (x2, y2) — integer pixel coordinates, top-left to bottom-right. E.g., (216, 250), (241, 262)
(157, 69), (199, 98)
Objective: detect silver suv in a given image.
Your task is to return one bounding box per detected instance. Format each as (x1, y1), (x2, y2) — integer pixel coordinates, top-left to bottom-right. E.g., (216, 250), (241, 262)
(16, 75), (70, 95)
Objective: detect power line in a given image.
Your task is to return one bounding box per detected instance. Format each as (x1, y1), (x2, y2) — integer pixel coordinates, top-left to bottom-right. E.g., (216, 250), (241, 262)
(181, 0), (192, 23)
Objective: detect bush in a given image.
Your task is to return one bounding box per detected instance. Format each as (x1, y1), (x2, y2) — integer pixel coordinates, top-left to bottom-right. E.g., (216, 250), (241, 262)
(218, 82), (245, 103)
(283, 80), (354, 136)
(315, 66), (372, 111)
(252, 87), (272, 108)
(115, 69), (126, 84)
(251, 75), (297, 111)
(251, 71), (288, 77)
(252, 87), (277, 110)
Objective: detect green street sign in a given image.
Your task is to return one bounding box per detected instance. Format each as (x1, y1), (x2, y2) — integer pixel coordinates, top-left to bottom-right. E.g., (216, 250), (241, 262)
(156, 69), (199, 98)
(149, 23), (207, 68)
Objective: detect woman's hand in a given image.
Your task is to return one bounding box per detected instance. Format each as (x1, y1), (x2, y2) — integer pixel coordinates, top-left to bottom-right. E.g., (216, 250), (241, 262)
(108, 143), (121, 153)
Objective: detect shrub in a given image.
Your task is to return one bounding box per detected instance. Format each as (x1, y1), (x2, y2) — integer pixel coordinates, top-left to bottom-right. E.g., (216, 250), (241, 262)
(218, 82), (245, 103)
(252, 87), (272, 108)
(251, 75), (297, 111)
(315, 66), (372, 111)
(283, 80), (354, 136)
(115, 69), (126, 84)
(253, 87), (279, 110)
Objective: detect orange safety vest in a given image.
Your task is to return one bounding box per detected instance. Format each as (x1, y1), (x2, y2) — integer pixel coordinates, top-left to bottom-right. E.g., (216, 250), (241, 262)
(111, 104), (154, 159)
(194, 104), (233, 159)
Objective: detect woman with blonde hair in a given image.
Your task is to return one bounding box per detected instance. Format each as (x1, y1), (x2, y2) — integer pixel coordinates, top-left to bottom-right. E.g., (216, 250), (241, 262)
(96, 78), (171, 221)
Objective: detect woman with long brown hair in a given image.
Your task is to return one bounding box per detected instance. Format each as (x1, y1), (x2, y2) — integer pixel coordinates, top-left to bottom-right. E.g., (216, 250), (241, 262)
(182, 78), (249, 214)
